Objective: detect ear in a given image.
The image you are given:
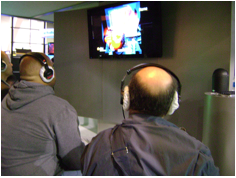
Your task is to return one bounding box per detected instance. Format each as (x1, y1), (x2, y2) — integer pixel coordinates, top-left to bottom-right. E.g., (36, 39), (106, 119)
(123, 86), (130, 111)
(167, 91), (179, 115)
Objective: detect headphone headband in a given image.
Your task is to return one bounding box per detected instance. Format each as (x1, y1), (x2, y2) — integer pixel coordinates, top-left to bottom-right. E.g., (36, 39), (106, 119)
(120, 63), (182, 104)
(19, 52), (47, 65)
(19, 52), (54, 83)
(120, 63), (181, 118)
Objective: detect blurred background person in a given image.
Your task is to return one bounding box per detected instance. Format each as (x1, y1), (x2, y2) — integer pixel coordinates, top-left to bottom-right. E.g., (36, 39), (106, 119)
(1, 50), (13, 101)
(6, 74), (17, 87)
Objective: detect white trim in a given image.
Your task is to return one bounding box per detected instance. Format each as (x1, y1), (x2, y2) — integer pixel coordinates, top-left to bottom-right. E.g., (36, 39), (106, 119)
(229, 1), (235, 91)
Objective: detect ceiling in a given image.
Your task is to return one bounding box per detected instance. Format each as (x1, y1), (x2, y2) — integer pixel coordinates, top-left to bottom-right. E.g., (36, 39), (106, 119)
(1, 1), (104, 22)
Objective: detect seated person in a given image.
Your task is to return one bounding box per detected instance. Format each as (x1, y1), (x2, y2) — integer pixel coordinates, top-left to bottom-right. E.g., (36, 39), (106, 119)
(81, 64), (219, 176)
(1, 51), (13, 100)
(1, 52), (85, 176)
(6, 74), (18, 86)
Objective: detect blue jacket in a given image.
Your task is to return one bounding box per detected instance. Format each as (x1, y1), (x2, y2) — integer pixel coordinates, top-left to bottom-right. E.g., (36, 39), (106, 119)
(81, 113), (219, 176)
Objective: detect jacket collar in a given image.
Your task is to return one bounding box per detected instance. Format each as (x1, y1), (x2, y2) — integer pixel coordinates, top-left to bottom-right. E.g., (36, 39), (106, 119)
(123, 113), (179, 129)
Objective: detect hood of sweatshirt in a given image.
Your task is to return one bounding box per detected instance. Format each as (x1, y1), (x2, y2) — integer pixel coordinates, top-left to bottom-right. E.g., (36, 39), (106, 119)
(5, 80), (55, 110)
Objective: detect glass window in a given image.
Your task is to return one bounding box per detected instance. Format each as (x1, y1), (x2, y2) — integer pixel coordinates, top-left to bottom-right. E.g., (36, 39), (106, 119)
(13, 43), (31, 52)
(31, 30), (44, 44)
(44, 23), (54, 54)
(1, 15), (12, 52)
(1, 16), (50, 56)
(13, 17), (30, 28)
(13, 28), (30, 43)
(31, 19), (44, 29)
(12, 17), (46, 54)
(30, 44), (44, 53)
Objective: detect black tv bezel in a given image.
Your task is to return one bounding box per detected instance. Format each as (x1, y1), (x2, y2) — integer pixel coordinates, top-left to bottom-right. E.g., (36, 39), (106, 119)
(87, 1), (162, 59)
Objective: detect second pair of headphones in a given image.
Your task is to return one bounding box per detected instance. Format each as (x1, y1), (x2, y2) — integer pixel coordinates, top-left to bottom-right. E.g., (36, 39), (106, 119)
(120, 63), (182, 114)
(1, 60), (7, 72)
(19, 52), (54, 83)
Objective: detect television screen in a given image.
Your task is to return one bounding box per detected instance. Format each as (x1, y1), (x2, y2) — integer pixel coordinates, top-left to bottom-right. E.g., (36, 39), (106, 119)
(87, 1), (162, 59)
(48, 42), (54, 55)
(47, 54), (54, 61)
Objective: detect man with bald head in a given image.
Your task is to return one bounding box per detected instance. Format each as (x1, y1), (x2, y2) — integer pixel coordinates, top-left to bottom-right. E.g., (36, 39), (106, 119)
(81, 64), (219, 176)
(1, 52), (85, 176)
(1, 51), (13, 100)
(19, 53), (56, 87)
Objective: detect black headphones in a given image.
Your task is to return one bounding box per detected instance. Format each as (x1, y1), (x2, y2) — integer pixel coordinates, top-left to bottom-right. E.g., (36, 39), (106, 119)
(19, 52), (54, 83)
(120, 63), (182, 106)
(1, 59), (7, 72)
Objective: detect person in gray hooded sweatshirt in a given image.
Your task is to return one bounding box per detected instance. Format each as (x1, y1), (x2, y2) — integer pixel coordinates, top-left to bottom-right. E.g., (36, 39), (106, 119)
(1, 51), (13, 101)
(1, 52), (85, 176)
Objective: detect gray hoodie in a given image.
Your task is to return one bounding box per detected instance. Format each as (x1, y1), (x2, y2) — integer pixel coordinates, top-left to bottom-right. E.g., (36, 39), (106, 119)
(1, 80), (85, 176)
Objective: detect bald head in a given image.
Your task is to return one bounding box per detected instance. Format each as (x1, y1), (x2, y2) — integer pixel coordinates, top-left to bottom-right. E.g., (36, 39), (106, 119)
(1, 51), (10, 63)
(20, 56), (41, 79)
(136, 67), (173, 96)
(19, 53), (56, 87)
(128, 66), (177, 117)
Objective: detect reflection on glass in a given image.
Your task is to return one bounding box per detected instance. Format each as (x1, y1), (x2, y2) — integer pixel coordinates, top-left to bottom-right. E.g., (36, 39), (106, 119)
(30, 44), (44, 52)
(13, 43), (44, 53)
(1, 15), (12, 52)
(13, 43), (31, 51)
(13, 17), (30, 28)
(2, 16), (47, 54)
(13, 29), (30, 43)
(31, 20), (44, 30)
(31, 30), (44, 44)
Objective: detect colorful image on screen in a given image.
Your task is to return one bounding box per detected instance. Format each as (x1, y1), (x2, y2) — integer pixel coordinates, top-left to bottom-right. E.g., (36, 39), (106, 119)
(98, 2), (142, 56)
(88, 1), (162, 58)
(48, 43), (54, 55)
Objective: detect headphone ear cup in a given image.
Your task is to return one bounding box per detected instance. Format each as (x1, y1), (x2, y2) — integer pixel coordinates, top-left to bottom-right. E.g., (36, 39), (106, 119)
(39, 65), (54, 83)
(1, 61), (7, 72)
(167, 91), (179, 115)
(123, 86), (130, 111)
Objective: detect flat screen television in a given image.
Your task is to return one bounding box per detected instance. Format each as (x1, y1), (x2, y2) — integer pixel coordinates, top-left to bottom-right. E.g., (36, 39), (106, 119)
(87, 1), (162, 59)
(48, 42), (54, 55)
